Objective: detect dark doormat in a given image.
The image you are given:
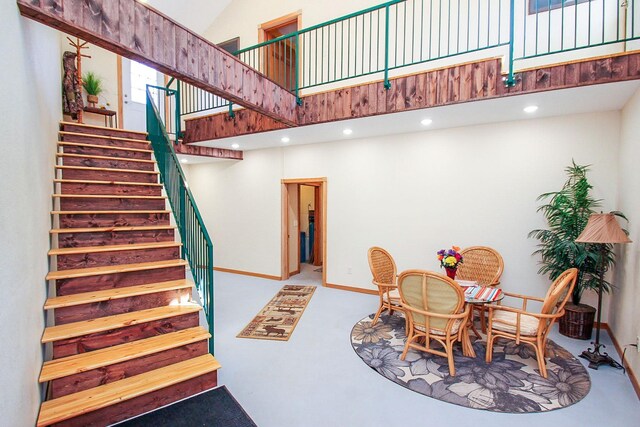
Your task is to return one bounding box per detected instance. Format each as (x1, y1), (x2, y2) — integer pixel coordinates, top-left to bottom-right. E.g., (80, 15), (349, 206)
(116, 385), (258, 427)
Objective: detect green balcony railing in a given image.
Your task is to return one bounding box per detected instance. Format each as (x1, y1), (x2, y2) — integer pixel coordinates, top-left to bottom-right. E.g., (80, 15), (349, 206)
(174, 0), (640, 114)
(146, 84), (215, 355)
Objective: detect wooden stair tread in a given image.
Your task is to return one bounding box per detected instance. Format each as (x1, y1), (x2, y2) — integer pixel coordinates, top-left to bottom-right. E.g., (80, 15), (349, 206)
(39, 326), (210, 382)
(37, 354), (220, 427)
(55, 165), (159, 175)
(59, 130), (149, 144)
(57, 153), (155, 164)
(58, 141), (153, 153)
(52, 194), (166, 200)
(54, 179), (162, 187)
(44, 279), (194, 309)
(41, 303), (202, 343)
(49, 241), (181, 256)
(60, 121), (148, 137)
(51, 210), (171, 215)
(46, 259), (187, 280)
(50, 225), (175, 234)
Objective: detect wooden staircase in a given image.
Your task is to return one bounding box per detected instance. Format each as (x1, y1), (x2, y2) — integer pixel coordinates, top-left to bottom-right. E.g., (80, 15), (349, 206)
(38, 122), (220, 427)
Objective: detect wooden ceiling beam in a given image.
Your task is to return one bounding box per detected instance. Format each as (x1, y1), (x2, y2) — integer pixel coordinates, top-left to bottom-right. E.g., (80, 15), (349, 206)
(17, 0), (297, 126)
(174, 143), (242, 160)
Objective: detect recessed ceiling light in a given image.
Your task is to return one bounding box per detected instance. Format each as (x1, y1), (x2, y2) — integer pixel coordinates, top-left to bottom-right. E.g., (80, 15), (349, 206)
(231, 143), (240, 149)
(180, 158), (188, 163)
(281, 136), (290, 143)
(523, 105), (538, 113)
(421, 118), (433, 126)
(343, 128), (353, 135)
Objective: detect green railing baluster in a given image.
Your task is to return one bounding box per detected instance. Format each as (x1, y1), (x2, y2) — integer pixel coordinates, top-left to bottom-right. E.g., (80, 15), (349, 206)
(505, 0), (516, 87)
(295, 31), (301, 105)
(384, 4), (391, 89)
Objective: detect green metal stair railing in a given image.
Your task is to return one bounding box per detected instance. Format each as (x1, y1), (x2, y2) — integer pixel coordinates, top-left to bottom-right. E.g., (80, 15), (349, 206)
(173, 0), (640, 115)
(145, 84), (215, 355)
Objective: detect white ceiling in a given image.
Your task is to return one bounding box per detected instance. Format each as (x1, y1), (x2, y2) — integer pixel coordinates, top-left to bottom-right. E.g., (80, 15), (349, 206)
(180, 80), (640, 164)
(146, 0), (231, 35)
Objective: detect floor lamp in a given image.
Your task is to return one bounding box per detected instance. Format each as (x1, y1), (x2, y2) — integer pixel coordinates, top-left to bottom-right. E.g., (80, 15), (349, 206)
(575, 213), (632, 370)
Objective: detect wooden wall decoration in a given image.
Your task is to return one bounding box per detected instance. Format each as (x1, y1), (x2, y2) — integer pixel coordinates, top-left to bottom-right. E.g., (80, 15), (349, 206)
(182, 52), (640, 144)
(17, 0), (297, 126)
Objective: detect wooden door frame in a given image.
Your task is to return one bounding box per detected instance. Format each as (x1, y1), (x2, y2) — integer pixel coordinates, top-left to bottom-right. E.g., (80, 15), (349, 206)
(258, 11), (302, 88)
(281, 178), (327, 286)
(258, 11), (302, 44)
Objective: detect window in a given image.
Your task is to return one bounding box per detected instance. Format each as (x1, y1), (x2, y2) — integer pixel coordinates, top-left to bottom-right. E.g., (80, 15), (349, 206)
(218, 37), (240, 56)
(529, 0), (590, 14)
(130, 61), (157, 104)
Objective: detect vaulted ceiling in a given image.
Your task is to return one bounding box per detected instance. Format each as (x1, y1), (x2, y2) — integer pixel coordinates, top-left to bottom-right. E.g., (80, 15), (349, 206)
(147, 0), (231, 35)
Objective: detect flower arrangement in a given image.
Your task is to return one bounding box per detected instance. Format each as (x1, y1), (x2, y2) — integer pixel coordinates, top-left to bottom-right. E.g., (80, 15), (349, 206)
(437, 246), (463, 269)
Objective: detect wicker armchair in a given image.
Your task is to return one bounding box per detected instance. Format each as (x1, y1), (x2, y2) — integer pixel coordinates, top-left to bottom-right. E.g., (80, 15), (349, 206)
(456, 246), (504, 332)
(485, 268), (578, 378)
(367, 247), (405, 326)
(398, 270), (471, 376)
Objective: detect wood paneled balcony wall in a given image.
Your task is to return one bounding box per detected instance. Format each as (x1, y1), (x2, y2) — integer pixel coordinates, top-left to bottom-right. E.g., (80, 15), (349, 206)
(182, 51), (640, 143)
(17, 0), (298, 126)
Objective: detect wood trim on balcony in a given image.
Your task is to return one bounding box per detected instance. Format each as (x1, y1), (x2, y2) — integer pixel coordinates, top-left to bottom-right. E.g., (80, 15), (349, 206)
(17, 0), (297, 126)
(182, 51), (640, 143)
(174, 143), (243, 160)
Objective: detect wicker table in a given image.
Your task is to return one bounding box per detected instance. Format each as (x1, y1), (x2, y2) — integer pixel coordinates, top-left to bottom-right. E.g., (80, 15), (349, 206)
(458, 282), (505, 358)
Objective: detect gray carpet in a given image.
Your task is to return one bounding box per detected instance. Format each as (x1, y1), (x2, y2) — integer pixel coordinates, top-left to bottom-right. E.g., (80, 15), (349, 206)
(117, 385), (257, 427)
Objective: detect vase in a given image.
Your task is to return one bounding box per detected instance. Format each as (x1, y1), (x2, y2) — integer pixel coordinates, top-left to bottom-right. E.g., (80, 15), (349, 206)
(444, 267), (457, 280)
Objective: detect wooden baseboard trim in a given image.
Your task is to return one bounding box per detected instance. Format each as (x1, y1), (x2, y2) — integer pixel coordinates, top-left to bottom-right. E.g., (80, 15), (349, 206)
(325, 282), (378, 295)
(602, 324), (640, 401)
(213, 267), (281, 281)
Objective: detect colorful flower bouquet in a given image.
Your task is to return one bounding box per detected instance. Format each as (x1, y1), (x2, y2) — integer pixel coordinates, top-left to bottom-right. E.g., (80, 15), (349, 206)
(437, 246), (463, 279)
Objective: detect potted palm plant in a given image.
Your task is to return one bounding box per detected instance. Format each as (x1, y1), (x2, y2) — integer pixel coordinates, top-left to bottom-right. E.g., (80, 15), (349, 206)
(82, 71), (103, 106)
(529, 161), (626, 339)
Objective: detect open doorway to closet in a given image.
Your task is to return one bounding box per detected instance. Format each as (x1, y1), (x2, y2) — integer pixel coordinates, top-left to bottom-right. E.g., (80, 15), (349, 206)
(281, 178), (326, 285)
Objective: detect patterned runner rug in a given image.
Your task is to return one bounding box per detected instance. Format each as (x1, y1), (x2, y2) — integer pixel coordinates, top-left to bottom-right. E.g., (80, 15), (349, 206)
(237, 285), (316, 341)
(351, 313), (591, 413)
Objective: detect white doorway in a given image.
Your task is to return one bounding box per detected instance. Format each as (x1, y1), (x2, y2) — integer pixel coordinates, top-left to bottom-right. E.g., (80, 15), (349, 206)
(121, 58), (162, 131)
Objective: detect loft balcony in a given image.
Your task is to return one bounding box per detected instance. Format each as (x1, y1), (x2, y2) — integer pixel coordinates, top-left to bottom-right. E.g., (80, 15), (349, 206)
(175, 0), (640, 145)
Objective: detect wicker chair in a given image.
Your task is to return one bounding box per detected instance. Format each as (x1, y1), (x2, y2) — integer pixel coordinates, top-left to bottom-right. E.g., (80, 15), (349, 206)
(367, 247), (405, 326)
(485, 268), (578, 378)
(456, 246), (504, 332)
(398, 270), (471, 376)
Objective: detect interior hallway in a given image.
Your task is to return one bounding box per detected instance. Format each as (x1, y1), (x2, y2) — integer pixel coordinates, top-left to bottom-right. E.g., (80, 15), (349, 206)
(213, 265), (640, 427)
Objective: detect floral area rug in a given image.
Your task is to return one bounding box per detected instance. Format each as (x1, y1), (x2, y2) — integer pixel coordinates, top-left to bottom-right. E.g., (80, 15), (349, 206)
(237, 285), (316, 341)
(351, 313), (591, 413)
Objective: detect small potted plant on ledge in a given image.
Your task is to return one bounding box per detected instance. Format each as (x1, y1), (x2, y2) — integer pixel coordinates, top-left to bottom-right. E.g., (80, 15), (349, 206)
(529, 161), (626, 339)
(82, 71), (103, 107)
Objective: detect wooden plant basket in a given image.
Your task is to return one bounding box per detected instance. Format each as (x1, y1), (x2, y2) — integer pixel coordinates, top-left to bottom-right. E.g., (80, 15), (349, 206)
(558, 303), (596, 340)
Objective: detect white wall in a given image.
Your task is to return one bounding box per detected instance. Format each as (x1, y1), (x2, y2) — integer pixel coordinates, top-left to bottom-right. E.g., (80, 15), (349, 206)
(203, 0), (385, 47)
(187, 111), (620, 309)
(0, 3), (61, 426)
(610, 87), (640, 378)
(186, 151), (284, 277)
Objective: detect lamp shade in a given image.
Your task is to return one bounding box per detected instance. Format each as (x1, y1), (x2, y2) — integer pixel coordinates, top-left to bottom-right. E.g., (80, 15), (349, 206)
(575, 213), (632, 244)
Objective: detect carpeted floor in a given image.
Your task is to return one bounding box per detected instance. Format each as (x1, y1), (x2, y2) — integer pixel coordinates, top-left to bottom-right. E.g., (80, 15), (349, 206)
(117, 385), (257, 427)
(351, 313), (591, 413)
(237, 285), (316, 341)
